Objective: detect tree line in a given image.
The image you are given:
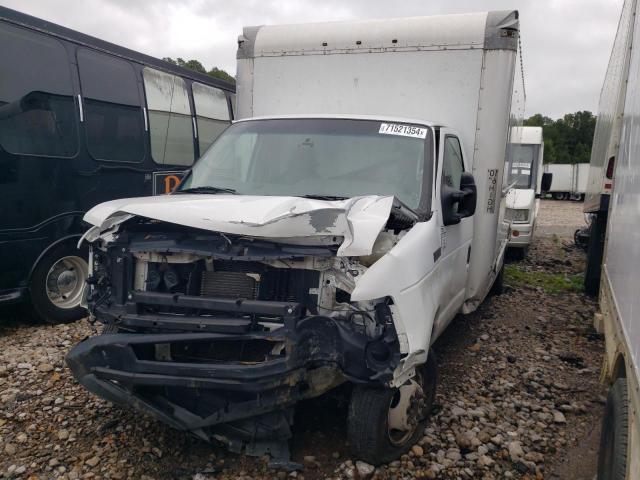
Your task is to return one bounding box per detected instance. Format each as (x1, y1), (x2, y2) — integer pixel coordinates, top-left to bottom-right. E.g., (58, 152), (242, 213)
(524, 111), (596, 164)
(163, 57), (236, 85)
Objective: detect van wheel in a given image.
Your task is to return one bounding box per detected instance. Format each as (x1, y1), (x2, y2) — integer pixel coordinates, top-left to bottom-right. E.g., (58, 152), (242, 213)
(347, 352), (437, 465)
(552, 192), (566, 200)
(30, 242), (88, 324)
(597, 378), (629, 480)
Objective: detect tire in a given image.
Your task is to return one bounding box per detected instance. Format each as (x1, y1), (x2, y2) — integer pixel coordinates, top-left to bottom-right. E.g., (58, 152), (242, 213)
(597, 378), (629, 480)
(347, 352), (437, 465)
(29, 242), (89, 324)
(552, 192), (566, 201)
(584, 211), (607, 296)
(507, 247), (526, 261)
(490, 263), (505, 296)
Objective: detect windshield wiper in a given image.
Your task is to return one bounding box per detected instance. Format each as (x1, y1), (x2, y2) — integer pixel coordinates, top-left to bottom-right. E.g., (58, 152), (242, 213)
(176, 186), (237, 195)
(301, 194), (348, 201)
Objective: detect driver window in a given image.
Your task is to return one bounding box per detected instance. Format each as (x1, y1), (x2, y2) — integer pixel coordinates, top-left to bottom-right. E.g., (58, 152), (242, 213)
(442, 136), (464, 190)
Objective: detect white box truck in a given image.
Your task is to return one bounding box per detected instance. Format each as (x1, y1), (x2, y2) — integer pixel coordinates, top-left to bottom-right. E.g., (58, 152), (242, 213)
(505, 126), (552, 258)
(591, 1), (640, 478)
(543, 163), (590, 200)
(583, 0), (637, 295)
(67, 11), (525, 466)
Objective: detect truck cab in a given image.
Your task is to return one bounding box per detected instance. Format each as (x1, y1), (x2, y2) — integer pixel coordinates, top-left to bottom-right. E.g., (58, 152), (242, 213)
(67, 11), (523, 467)
(505, 126), (546, 258)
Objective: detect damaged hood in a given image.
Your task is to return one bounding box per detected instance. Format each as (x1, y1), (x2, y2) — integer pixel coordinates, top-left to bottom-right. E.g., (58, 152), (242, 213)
(82, 194), (395, 256)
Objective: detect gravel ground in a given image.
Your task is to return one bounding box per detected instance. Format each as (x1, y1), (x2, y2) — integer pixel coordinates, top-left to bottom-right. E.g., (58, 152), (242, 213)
(0, 200), (603, 480)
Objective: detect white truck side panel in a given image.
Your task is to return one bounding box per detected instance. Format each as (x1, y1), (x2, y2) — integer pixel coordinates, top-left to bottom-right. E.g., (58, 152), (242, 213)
(585, 0), (637, 212)
(576, 163), (590, 194)
(605, 0), (640, 395)
(546, 164), (573, 192)
(242, 50), (484, 168)
(465, 49), (516, 307)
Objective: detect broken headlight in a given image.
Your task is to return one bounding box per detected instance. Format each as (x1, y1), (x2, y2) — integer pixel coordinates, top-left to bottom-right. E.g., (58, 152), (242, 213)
(505, 208), (529, 223)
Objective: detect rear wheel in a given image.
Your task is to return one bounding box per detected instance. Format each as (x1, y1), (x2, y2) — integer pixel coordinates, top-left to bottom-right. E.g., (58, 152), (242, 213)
(348, 352), (437, 465)
(552, 192), (567, 200)
(597, 378), (629, 480)
(30, 242), (88, 324)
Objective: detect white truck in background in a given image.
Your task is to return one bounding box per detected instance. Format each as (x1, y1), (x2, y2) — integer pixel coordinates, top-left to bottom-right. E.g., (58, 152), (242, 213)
(67, 11), (525, 466)
(591, 0), (640, 478)
(543, 163), (590, 201)
(505, 126), (552, 258)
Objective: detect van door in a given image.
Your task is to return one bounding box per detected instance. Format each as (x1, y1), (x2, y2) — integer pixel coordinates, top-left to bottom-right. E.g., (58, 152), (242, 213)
(434, 130), (474, 329)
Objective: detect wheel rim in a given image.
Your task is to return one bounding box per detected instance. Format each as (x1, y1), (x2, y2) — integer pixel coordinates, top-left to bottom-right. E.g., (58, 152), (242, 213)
(45, 255), (88, 309)
(387, 371), (426, 446)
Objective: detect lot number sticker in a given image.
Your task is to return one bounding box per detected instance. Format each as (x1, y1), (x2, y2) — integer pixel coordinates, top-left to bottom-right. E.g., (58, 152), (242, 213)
(379, 123), (427, 139)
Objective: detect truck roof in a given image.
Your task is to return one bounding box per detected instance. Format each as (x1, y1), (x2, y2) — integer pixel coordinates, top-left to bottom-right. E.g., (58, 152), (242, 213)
(238, 11), (518, 59)
(235, 114), (440, 128)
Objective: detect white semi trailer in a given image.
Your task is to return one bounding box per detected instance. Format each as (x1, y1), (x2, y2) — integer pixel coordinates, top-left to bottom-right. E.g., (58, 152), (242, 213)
(543, 163), (590, 200)
(591, 1), (640, 478)
(583, 0), (637, 296)
(68, 11), (525, 466)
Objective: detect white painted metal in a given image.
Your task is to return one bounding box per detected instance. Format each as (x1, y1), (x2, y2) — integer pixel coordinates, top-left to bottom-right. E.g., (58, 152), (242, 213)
(506, 126), (543, 249)
(544, 163), (590, 196)
(584, 0), (637, 213)
(237, 12), (521, 315)
(595, 1), (640, 474)
(82, 193), (395, 257)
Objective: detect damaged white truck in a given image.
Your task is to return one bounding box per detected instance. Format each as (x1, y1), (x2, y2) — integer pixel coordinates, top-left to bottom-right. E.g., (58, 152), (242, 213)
(67, 11), (525, 467)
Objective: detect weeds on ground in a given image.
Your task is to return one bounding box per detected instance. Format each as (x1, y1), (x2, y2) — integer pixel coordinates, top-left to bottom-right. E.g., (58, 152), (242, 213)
(505, 264), (583, 294)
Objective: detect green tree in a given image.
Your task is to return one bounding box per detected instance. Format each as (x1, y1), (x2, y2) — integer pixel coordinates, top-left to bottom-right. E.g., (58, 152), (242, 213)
(162, 57), (235, 84)
(524, 111), (596, 164)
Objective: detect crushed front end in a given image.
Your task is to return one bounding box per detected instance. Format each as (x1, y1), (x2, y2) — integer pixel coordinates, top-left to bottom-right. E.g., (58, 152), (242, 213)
(67, 216), (408, 464)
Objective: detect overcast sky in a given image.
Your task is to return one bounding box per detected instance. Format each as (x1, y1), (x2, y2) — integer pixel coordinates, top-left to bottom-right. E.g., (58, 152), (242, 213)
(1, 0), (624, 119)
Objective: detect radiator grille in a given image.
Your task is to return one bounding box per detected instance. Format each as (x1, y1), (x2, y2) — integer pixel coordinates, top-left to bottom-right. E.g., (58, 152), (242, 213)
(201, 271), (259, 299)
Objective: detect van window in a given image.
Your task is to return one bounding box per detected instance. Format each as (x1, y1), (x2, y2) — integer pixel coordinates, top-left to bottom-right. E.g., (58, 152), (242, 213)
(0, 23), (78, 157)
(143, 67), (194, 166)
(78, 49), (144, 162)
(193, 83), (230, 153)
(442, 136), (464, 190)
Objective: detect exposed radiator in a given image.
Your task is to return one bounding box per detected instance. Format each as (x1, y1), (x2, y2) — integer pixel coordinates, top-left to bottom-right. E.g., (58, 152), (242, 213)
(201, 271), (259, 299)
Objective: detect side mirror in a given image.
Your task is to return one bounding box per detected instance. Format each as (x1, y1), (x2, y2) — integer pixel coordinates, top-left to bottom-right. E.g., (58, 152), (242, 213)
(442, 172), (477, 226)
(541, 172), (553, 192)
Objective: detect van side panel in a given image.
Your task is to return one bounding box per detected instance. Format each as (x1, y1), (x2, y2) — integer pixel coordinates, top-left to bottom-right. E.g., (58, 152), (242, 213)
(464, 48), (518, 308)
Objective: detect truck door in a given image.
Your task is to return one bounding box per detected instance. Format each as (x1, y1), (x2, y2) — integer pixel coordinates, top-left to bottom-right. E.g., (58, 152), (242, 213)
(436, 131), (474, 324)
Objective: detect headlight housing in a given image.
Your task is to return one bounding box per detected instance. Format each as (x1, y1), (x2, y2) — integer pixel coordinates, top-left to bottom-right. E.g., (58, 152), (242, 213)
(505, 208), (529, 223)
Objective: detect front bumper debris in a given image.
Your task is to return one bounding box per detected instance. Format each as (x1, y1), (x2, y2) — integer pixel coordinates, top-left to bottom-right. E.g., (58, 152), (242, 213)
(66, 292), (400, 466)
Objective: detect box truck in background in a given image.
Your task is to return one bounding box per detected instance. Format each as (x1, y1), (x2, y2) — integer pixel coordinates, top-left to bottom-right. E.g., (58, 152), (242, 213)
(543, 163), (590, 201)
(67, 11), (525, 466)
(505, 126), (552, 258)
(591, 0), (640, 478)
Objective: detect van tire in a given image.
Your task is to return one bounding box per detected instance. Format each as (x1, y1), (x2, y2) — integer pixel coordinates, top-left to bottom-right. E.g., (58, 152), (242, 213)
(347, 352), (437, 465)
(597, 378), (629, 480)
(29, 242), (88, 324)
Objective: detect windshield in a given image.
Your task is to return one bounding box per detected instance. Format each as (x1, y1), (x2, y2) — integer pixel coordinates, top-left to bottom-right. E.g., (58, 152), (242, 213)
(507, 144), (539, 189)
(180, 118), (431, 210)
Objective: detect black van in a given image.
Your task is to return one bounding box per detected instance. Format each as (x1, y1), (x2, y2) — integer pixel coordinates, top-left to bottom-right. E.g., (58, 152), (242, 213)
(0, 6), (235, 323)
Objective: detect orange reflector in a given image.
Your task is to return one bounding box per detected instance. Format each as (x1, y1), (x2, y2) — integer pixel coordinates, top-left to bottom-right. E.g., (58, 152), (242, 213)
(512, 230), (520, 237)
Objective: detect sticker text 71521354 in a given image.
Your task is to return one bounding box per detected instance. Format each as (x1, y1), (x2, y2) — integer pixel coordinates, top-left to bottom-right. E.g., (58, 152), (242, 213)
(379, 123), (427, 139)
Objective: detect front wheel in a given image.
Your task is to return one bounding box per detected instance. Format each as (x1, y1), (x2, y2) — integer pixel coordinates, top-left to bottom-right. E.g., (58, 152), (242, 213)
(347, 352), (437, 465)
(30, 242), (88, 324)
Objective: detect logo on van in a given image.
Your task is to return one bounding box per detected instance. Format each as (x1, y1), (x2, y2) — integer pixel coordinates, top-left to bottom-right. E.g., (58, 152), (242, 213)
(153, 171), (183, 195)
